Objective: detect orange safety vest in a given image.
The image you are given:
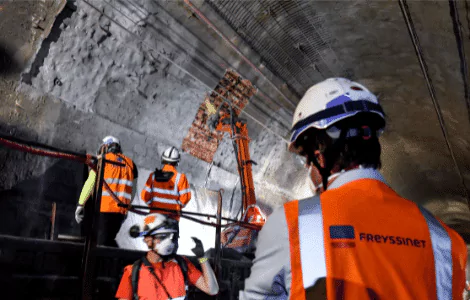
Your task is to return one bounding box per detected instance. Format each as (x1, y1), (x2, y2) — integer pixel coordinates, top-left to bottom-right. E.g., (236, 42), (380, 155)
(284, 169), (467, 300)
(101, 153), (135, 214)
(115, 256), (202, 300)
(141, 165), (191, 221)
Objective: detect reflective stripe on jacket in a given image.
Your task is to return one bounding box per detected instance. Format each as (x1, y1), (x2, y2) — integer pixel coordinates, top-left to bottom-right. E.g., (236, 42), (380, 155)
(101, 153), (135, 214)
(240, 168), (467, 300)
(141, 164), (191, 221)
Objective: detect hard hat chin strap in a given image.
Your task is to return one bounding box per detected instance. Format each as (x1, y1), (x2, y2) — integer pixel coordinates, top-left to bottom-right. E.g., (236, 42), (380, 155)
(309, 156), (330, 192)
(311, 128), (349, 192)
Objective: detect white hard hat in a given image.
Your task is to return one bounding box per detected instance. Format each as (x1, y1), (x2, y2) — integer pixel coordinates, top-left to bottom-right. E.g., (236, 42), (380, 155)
(289, 77), (385, 152)
(142, 213), (178, 236)
(162, 146), (181, 163)
(102, 135), (120, 146)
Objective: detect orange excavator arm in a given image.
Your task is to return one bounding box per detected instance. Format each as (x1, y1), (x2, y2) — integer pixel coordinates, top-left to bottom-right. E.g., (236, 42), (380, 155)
(215, 117), (257, 213)
(209, 107), (266, 252)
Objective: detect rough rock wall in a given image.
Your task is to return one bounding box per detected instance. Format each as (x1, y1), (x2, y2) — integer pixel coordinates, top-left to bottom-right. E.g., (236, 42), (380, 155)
(24, 0), (303, 199)
(0, 0), (307, 241)
(0, 0), (87, 238)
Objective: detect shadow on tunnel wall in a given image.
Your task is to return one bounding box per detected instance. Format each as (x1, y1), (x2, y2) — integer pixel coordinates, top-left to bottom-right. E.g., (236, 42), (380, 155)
(0, 41), (21, 75)
(21, 1), (77, 84)
(0, 151), (85, 239)
(382, 135), (470, 225)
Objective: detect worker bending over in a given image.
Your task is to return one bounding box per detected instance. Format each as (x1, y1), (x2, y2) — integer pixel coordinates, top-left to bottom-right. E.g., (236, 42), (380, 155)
(141, 147), (191, 251)
(116, 213), (219, 299)
(75, 136), (138, 247)
(240, 78), (467, 299)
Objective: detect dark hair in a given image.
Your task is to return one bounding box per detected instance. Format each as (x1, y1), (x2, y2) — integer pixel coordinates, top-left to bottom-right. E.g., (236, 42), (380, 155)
(298, 114), (383, 170)
(108, 143), (122, 154)
(99, 143), (122, 154)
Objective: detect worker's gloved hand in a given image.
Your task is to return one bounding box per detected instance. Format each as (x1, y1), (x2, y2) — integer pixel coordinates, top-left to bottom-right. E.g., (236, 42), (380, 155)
(191, 237), (205, 258)
(75, 205), (85, 224)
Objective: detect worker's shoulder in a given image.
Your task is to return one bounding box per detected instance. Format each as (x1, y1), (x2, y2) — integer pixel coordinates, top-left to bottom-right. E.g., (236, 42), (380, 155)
(121, 153), (134, 163)
(122, 264), (134, 276)
(177, 171), (190, 183)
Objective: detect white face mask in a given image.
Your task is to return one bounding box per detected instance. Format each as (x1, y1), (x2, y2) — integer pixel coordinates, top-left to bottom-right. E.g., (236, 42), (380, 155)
(152, 234), (176, 256)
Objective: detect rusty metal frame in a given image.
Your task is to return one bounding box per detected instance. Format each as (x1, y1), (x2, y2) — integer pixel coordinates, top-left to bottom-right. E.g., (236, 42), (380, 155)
(50, 202), (57, 241)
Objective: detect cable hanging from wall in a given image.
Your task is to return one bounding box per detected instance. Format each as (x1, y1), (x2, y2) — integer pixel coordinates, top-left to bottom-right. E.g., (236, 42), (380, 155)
(82, 0), (291, 143)
(398, 0), (470, 203)
(101, 0), (292, 133)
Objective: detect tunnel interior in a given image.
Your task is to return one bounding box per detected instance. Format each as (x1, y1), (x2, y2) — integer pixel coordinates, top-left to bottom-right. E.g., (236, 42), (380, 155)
(2, 0), (470, 298)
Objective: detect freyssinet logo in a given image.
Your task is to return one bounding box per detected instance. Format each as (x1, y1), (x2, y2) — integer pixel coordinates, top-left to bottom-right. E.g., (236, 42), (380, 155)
(329, 225), (427, 249)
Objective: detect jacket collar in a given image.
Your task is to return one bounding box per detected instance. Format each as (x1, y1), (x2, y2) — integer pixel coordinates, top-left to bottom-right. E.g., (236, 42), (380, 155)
(328, 168), (387, 190)
(162, 164), (177, 172)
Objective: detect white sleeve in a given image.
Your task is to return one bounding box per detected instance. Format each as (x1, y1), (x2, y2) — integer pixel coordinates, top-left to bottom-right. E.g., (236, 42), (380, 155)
(239, 207), (291, 300)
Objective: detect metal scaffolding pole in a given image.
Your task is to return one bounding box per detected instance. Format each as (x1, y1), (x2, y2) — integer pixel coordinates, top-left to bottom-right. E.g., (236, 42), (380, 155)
(214, 189), (224, 300)
(81, 148), (106, 300)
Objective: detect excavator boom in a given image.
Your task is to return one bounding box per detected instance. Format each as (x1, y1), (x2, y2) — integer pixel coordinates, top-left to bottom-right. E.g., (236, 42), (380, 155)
(215, 118), (256, 213)
(210, 108), (266, 254)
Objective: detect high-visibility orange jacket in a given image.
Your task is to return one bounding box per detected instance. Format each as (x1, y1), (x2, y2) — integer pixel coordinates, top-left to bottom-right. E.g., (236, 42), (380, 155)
(101, 153), (136, 214)
(240, 168), (467, 300)
(141, 164), (191, 221)
(115, 256), (202, 300)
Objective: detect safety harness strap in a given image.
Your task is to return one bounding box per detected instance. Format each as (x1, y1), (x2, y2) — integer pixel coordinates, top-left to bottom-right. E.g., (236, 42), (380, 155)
(131, 259), (141, 300)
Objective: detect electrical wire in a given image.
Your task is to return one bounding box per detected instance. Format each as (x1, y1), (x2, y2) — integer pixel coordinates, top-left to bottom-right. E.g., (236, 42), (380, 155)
(104, 0), (293, 130)
(105, 1), (289, 136)
(449, 0), (470, 124)
(82, 0), (290, 144)
(184, 0), (297, 109)
(398, 0), (470, 203)
(121, 0), (296, 122)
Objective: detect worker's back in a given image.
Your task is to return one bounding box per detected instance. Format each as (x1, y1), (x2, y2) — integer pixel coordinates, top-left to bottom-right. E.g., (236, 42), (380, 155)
(141, 164), (192, 221)
(240, 168), (467, 300)
(286, 170), (467, 300)
(101, 152), (135, 213)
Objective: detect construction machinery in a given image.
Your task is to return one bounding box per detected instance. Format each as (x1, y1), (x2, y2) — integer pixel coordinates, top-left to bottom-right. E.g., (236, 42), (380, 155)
(208, 104), (266, 255)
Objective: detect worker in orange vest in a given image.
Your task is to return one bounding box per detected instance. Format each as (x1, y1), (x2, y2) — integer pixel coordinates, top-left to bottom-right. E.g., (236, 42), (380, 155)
(141, 147), (191, 253)
(116, 213), (219, 299)
(75, 136), (138, 247)
(239, 78), (467, 299)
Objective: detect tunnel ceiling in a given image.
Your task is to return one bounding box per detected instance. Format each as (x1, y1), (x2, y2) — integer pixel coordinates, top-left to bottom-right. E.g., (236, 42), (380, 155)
(204, 0), (470, 225)
(208, 0), (344, 98)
